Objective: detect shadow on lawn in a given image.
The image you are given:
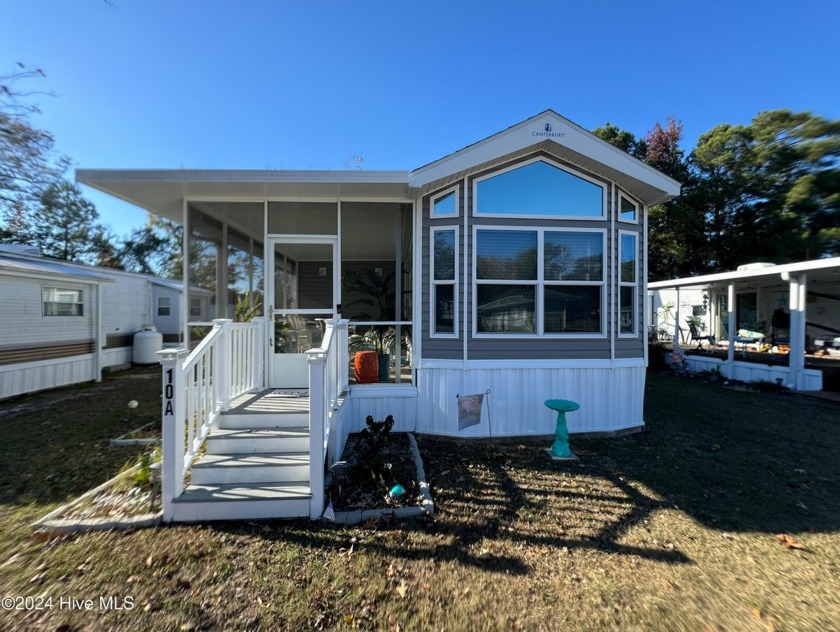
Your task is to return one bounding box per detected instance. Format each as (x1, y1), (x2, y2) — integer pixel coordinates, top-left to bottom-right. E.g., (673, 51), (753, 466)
(607, 372), (840, 535)
(222, 374), (839, 575)
(222, 435), (691, 576)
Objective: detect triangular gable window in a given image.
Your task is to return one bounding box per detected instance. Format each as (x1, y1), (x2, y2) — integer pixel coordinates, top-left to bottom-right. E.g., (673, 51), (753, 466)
(475, 159), (604, 218)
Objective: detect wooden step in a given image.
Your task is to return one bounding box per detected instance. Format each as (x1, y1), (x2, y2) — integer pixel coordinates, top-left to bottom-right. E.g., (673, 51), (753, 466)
(216, 411), (309, 430)
(191, 452), (309, 485)
(171, 482), (311, 521)
(204, 427), (309, 454)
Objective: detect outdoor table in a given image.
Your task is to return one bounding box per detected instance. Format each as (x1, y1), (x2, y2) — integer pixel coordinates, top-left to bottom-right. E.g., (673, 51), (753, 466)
(545, 398), (580, 460)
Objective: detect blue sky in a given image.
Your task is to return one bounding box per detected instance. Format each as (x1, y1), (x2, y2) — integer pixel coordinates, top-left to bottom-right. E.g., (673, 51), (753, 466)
(3, 0), (838, 237)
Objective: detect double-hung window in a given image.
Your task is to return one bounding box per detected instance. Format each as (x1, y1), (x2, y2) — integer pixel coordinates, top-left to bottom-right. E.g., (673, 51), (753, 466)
(474, 228), (605, 336)
(431, 227), (458, 336)
(43, 287), (84, 317)
(619, 231), (638, 335)
(157, 296), (171, 316)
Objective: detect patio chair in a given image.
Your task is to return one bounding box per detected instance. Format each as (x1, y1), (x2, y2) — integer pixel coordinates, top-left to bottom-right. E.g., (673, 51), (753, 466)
(688, 323), (715, 349)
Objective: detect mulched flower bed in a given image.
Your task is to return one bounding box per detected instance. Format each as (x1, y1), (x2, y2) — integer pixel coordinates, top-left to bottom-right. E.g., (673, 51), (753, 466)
(327, 432), (419, 512)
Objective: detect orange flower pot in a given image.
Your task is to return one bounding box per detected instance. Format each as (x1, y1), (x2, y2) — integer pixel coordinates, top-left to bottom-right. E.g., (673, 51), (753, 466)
(354, 351), (378, 384)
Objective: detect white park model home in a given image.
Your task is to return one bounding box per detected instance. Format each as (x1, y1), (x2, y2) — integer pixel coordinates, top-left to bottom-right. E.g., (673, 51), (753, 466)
(79, 111), (680, 521)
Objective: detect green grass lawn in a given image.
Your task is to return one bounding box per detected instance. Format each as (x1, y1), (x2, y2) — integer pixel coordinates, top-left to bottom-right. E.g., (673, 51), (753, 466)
(1, 370), (838, 631)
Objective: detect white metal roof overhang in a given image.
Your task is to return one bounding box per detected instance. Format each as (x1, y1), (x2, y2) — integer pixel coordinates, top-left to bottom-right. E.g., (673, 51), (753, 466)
(76, 169), (412, 223)
(649, 258), (840, 292)
(0, 255), (114, 283)
(77, 110), (681, 220)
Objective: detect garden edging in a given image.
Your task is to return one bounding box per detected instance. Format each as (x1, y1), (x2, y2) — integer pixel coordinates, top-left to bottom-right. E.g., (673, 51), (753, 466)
(328, 433), (434, 525)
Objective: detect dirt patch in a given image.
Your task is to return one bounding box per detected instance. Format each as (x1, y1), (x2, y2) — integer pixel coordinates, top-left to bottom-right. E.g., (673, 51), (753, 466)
(327, 432), (419, 511)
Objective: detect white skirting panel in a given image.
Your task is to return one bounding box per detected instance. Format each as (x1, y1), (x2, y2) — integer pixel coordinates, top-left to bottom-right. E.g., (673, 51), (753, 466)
(0, 355), (96, 401)
(685, 355), (822, 391)
(415, 365), (646, 438)
(103, 347), (133, 367)
(346, 386), (419, 434)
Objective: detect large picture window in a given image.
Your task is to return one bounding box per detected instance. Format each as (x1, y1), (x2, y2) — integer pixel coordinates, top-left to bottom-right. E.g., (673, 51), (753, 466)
(474, 228), (605, 336)
(431, 227), (458, 336)
(43, 287), (84, 317)
(475, 158), (605, 219)
(619, 231), (638, 335)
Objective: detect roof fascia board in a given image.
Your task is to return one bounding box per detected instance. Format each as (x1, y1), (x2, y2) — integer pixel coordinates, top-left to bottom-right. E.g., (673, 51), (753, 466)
(77, 168), (409, 185)
(0, 266), (111, 283)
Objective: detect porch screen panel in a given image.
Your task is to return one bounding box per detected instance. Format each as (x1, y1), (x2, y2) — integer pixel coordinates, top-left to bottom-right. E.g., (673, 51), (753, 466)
(188, 207), (221, 322)
(268, 202), (337, 235)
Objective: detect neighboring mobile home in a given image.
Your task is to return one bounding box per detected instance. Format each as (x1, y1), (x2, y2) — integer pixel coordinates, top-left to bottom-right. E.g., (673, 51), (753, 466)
(79, 110), (680, 437)
(650, 258), (840, 391)
(0, 245), (196, 400)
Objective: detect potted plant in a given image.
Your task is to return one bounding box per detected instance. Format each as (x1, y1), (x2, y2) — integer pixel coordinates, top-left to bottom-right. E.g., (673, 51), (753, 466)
(343, 268), (400, 382)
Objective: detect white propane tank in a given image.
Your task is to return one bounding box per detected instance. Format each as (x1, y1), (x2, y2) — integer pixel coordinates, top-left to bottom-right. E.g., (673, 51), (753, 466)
(133, 326), (163, 364)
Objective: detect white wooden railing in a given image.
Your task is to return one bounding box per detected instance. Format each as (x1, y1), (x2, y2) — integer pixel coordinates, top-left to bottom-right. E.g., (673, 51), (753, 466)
(158, 318), (263, 521)
(305, 318), (349, 519)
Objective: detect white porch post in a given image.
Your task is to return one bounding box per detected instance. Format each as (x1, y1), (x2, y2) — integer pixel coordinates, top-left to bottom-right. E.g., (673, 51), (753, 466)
(306, 348), (326, 520)
(786, 272), (807, 390)
(337, 319), (349, 392)
(674, 287), (682, 350)
(727, 283), (736, 374)
(158, 348), (188, 522)
(213, 319), (233, 410)
(251, 316), (265, 390)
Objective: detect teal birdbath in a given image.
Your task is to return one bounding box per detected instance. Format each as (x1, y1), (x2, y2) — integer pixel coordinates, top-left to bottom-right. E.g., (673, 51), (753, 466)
(545, 398), (580, 460)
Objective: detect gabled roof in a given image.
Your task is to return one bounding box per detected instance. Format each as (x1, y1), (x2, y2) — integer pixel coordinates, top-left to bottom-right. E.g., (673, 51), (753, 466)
(77, 109), (681, 216)
(408, 110), (681, 205)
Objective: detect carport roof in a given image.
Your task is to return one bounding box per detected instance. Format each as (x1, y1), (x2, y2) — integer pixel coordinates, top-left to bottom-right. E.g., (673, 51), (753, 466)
(649, 258), (840, 290)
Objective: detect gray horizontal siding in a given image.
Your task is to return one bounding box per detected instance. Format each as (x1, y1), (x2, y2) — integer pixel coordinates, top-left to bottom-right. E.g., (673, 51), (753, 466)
(468, 339), (610, 360)
(419, 151), (649, 363)
(615, 339), (644, 359)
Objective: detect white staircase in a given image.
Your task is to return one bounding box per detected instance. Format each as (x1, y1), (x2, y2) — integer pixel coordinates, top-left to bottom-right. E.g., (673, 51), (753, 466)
(170, 392), (315, 522)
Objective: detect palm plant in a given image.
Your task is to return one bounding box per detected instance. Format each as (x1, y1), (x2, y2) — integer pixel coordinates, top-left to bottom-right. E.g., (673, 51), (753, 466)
(343, 268), (398, 354)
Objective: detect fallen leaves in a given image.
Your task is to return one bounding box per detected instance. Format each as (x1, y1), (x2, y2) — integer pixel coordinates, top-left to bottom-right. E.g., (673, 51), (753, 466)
(751, 607), (776, 631)
(775, 534), (808, 551)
